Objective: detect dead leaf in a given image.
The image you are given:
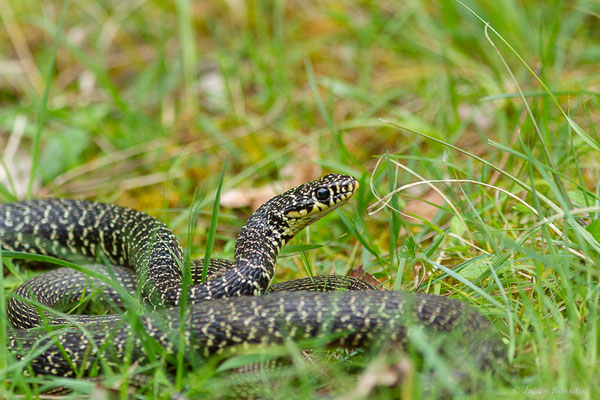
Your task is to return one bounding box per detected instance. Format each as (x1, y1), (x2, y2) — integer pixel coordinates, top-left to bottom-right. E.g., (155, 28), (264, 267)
(349, 265), (384, 290)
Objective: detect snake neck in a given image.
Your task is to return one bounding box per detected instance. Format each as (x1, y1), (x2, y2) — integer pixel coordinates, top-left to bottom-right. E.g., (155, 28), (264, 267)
(185, 204), (296, 303)
(232, 212), (289, 292)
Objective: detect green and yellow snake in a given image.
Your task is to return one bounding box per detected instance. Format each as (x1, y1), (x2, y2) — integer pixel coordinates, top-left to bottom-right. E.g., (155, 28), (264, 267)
(1, 174), (504, 377)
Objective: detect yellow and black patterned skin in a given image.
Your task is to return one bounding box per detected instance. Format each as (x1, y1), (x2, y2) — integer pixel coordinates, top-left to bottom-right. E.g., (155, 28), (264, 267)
(8, 264), (378, 328)
(1, 174), (505, 377)
(10, 291), (504, 377)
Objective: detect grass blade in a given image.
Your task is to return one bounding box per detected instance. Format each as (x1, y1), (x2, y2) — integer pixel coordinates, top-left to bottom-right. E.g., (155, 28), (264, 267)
(27, 0), (71, 198)
(202, 158), (228, 283)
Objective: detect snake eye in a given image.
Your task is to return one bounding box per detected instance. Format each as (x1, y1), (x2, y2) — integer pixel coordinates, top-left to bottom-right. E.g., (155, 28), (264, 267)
(316, 188), (330, 201)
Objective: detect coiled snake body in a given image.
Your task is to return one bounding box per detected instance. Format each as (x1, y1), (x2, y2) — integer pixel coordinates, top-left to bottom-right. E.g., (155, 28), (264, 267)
(2, 174), (504, 378)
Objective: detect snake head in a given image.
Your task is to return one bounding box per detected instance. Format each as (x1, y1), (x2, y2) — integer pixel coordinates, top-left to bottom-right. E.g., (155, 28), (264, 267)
(237, 174), (359, 253)
(279, 173), (359, 225)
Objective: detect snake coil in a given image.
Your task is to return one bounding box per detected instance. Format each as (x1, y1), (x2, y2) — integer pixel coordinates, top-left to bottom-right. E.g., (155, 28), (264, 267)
(2, 174), (505, 378)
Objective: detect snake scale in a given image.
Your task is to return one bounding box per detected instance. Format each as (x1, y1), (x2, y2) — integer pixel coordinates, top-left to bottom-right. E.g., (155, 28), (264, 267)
(1, 174), (505, 378)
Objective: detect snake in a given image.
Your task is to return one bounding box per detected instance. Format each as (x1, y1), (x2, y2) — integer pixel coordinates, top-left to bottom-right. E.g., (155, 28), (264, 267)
(1, 173), (505, 379)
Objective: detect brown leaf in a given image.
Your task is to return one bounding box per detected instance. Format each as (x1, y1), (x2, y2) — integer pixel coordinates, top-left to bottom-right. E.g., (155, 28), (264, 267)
(349, 265), (384, 290)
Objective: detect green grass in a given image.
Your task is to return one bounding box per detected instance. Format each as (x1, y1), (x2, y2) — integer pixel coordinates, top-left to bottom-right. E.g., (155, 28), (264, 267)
(1, 0), (600, 398)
